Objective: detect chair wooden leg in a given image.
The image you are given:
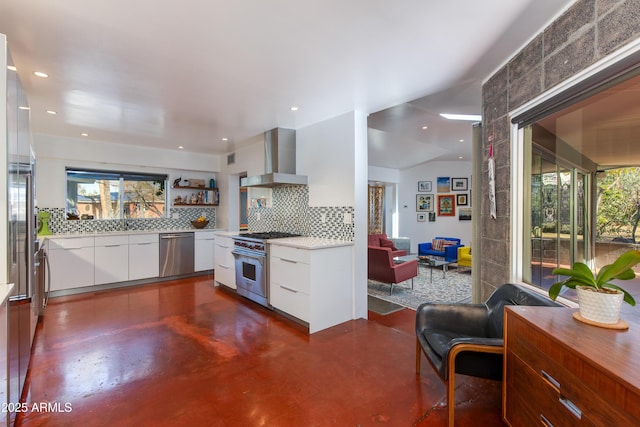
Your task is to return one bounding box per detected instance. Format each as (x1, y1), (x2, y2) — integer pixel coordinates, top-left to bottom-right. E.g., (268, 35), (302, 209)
(447, 373), (455, 427)
(415, 338), (421, 374)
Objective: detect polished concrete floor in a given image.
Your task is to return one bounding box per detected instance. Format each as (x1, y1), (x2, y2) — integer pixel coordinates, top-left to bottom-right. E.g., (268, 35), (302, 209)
(16, 276), (503, 426)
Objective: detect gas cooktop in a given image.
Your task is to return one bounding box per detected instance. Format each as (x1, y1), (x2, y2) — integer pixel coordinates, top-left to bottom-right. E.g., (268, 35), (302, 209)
(236, 232), (301, 240)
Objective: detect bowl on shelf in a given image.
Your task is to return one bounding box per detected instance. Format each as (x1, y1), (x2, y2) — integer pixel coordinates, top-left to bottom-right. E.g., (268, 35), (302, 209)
(191, 220), (209, 229)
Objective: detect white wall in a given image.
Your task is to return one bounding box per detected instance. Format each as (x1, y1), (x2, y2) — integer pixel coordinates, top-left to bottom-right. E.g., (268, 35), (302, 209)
(297, 112), (357, 207)
(398, 161), (473, 253)
(33, 133), (220, 208)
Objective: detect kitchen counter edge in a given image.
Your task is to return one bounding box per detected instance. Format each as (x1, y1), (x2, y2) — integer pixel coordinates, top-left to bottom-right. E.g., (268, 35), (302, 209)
(268, 237), (353, 250)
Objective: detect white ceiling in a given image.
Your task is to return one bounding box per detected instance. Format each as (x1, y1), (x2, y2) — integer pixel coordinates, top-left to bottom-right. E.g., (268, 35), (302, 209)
(1, 0), (576, 169)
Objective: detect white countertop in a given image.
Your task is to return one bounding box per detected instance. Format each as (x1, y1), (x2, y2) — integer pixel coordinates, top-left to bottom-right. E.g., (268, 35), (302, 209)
(268, 236), (353, 249)
(0, 283), (15, 306)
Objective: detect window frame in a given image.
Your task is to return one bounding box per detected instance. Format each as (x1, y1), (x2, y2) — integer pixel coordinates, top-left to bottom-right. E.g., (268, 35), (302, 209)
(65, 167), (168, 220)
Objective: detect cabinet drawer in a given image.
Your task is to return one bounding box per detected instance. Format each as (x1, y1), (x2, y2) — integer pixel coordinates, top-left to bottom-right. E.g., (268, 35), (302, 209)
(270, 283), (309, 322)
(506, 351), (583, 427)
(95, 235), (128, 246)
(48, 236), (94, 250)
(270, 256), (310, 294)
(129, 233), (158, 244)
(506, 311), (639, 426)
(195, 231), (216, 240)
(270, 244), (310, 264)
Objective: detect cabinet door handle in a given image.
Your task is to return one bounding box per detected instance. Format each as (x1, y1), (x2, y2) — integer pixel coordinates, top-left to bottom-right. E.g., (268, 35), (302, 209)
(559, 395), (582, 420)
(280, 284), (298, 293)
(104, 244), (121, 247)
(218, 264), (229, 269)
(540, 414), (554, 427)
(135, 243), (152, 246)
(280, 258), (297, 264)
(541, 370), (560, 391)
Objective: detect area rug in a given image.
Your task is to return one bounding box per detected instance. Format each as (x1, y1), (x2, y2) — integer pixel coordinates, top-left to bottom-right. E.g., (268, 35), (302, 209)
(367, 295), (405, 315)
(368, 269), (472, 310)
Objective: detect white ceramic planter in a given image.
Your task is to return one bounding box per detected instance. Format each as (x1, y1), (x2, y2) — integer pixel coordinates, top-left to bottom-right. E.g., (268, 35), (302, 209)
(576, 286), (624, 324)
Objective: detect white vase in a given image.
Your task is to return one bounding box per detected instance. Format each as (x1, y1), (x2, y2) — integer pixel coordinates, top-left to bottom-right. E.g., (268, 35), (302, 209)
(576, 286), (624, 324)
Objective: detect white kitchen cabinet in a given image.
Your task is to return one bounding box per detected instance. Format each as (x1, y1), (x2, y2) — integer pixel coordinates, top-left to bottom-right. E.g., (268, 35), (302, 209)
(214, 234), (235, 288)
(128, 233), (159, 281)
(95, 235), (129, 285)
(194, 231), (216, 272)
(269, 242), (353, 333)
(48, 236), (95, 291)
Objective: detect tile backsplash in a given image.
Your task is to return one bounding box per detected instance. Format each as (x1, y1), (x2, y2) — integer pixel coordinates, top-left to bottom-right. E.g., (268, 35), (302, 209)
(247, 186), (354, 241)
(39, 207), (216, 234)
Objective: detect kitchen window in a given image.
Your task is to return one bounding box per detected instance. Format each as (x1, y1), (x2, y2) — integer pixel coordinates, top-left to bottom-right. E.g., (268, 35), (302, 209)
(66, 168), (167, 220)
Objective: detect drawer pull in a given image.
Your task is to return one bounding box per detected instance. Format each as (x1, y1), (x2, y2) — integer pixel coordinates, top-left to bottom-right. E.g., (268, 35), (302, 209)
(541, 370), (560, 390)
(540, 414), (554, 427)
(104, 244), (121, 247)
(218, 264), (230, 269)
(280, 258), (297, 264)
(280, 284), (298, 293)
(559, 395), (582, 420)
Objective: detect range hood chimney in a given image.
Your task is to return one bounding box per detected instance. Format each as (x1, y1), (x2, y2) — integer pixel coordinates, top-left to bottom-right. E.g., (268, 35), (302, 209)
(240, 128), (308, 187)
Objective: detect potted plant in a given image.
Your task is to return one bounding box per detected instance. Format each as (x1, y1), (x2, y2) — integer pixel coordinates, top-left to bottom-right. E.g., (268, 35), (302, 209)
(549, 249), (640, 325)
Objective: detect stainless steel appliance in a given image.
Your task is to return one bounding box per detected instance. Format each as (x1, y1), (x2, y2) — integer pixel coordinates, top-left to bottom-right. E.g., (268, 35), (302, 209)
(159, 232), (195, 277)
(232, 232), (300, 307)
(5, 45), (40, 424)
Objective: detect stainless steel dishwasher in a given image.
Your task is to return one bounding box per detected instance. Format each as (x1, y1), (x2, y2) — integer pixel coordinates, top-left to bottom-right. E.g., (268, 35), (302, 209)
(159, 232), (195, 277)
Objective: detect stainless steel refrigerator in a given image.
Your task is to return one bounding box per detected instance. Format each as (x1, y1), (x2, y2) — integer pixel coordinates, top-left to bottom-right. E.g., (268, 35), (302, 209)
(6, 47), (39, 423)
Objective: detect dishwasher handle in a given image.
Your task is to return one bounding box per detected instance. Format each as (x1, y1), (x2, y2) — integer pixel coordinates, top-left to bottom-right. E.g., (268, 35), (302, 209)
(161, 234), (193, 239)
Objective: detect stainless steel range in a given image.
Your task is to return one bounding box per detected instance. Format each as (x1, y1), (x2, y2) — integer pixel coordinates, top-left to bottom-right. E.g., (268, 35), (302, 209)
(232, 232), (300, 307)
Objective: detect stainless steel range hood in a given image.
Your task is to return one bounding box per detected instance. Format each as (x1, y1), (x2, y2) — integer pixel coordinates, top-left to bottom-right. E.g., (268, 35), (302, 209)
(240, 128), (308, 187)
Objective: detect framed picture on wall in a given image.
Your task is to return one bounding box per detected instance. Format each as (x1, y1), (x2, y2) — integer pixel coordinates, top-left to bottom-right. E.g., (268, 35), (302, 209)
(437, 194), (455, 216)
(418, 181), (432, 192)
(416, 194), (434, 212)
(428, 212), (436, 222)
(452, 177), (468, 191)
(456, 193), (468, 206)
(459, 207), (472, 221)
(437, 177), (450, 193)
(417, 213), (426, 222)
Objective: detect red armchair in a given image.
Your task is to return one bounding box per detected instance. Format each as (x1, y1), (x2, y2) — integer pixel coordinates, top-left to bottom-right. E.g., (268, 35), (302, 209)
(368, 233), (407, 258)
(368, 246), (418, 294)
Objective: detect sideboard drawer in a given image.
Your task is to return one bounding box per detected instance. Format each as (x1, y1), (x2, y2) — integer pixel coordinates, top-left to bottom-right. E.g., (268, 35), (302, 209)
(504, 307), (640, 427)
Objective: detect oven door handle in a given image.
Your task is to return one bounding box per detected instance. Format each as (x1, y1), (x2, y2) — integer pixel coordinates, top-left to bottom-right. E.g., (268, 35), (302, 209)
(232, 251), (266, 265)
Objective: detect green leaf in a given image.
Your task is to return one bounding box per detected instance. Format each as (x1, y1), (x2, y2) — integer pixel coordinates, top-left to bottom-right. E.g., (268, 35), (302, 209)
(602, 283), (637, 306)
(552, 263), (596, 286)
(596, 250), (640, 285)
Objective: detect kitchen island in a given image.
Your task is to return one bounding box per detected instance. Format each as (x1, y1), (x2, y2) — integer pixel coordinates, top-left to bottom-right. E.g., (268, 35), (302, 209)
(268, 237), (354, 333)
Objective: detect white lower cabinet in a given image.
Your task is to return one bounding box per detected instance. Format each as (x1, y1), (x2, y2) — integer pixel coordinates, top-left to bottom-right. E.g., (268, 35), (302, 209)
(95, 235), (129, 285)
(194, 231), (216, 272)
(128, 233), (159, 281)
(269, 243), (353, 333)
(48, 236), (95, 291)
(214, 235), (235, 288)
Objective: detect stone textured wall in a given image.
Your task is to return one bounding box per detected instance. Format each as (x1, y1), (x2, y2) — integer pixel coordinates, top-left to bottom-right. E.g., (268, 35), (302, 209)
(480, 0), (640, 299)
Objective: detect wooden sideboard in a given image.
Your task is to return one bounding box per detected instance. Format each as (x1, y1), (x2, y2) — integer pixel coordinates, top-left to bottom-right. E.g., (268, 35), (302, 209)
(503, 306), (640, 426)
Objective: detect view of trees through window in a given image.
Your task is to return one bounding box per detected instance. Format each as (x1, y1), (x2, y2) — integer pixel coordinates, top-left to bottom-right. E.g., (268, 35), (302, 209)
(597, 167), (640, 243)
(67, 169), (167, 220)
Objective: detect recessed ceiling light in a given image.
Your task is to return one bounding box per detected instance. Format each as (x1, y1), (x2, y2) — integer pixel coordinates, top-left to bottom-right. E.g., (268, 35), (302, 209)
(46, 110), (57, 115)
(221, 137), (228, 141)
(421, 125), (428, 130)
(34, 71), (49, 78)
(81, 133), (89, 137)
(7, 65), (17, 72)
(458, 156), (463, 159)
(290, 106), (299, 111)
(440, 113), (481, 121)
(459, 139), (464, 143)
(178, 146), (184, 149)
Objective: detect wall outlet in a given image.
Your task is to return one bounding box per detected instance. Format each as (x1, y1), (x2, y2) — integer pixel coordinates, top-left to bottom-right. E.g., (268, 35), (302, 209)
(343, 213), (352, 224)
(321, 213), (326, 223)
(172, 212), (180, 219)
(257, 212), (261, 221)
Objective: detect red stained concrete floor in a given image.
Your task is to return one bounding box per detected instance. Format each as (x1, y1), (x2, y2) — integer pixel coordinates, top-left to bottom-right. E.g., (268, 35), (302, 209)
(16, 275), (504, 426)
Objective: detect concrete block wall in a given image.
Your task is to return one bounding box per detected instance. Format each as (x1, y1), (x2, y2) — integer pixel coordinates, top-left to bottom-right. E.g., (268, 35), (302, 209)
(480, 0), (640, 299)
